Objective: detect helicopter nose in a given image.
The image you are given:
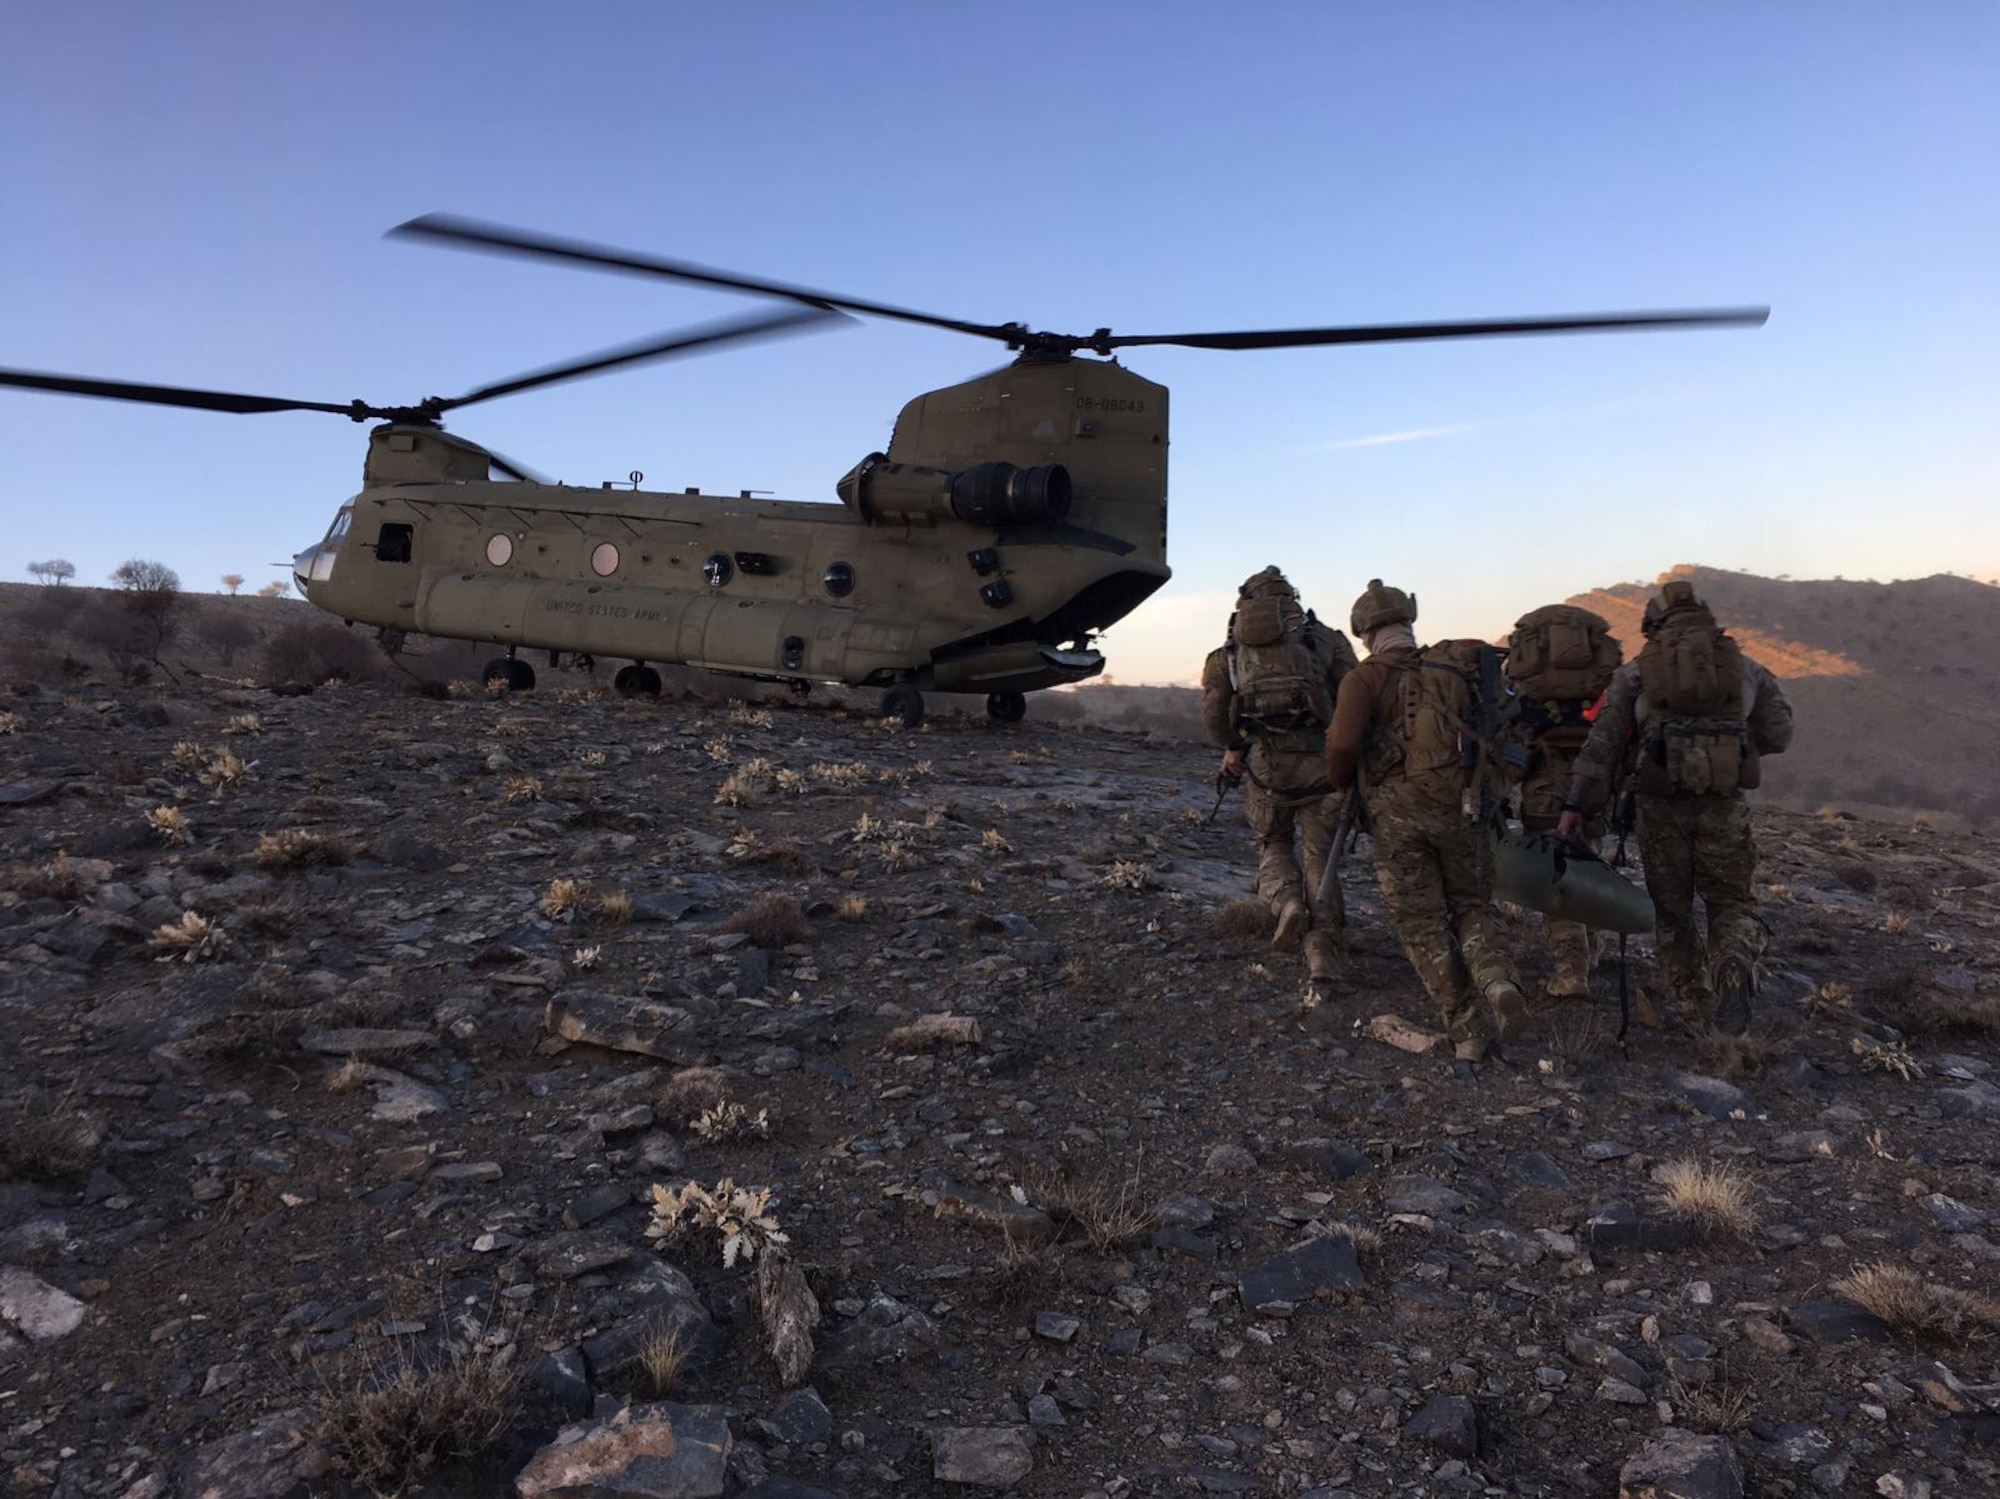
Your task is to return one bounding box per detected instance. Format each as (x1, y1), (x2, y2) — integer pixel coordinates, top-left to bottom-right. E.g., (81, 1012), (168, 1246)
(292, 545), (321, 596)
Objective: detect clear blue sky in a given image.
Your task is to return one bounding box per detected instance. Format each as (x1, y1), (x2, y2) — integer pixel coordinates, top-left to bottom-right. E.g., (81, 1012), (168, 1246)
(4, 2), (1994, 683)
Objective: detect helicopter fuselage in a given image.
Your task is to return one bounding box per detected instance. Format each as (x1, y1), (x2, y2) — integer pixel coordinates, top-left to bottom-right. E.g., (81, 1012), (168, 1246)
(293, 354), (1172, 696)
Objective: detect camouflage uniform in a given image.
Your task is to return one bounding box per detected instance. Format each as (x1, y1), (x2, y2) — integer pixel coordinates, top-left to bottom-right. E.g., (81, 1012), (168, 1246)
(1517, 729), (1600, 996)
(1325, 635), (1525, 1051)
(1567, 655), (1793, 1021)
(1202, 583), (1356, 981)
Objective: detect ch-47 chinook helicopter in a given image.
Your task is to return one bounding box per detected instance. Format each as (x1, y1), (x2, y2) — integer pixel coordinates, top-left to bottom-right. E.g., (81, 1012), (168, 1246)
(0, 215), (1766, 724)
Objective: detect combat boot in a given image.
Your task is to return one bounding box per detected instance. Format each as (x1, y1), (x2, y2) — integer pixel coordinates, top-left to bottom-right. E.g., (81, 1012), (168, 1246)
(1484, 979), (1530, 1041)
(1273, 898), (1310, 951)
(1713, 956), (1754, 1036)
(1546, 930), (1593, 1000)
(1450, 1018), (1495, 1064)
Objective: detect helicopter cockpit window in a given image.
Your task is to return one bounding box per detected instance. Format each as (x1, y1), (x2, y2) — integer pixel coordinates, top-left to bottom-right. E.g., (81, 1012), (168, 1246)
(703, 553), (734, 588)
(486, 534), (514, 567)
(375, 523), (413, 564)
(326, 508), (353, 546)
(591, 542), (620, 577)
(822, 561), (855, 598)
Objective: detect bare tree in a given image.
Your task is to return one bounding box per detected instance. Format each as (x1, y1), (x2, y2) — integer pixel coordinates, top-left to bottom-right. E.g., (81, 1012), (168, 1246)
(257, 580), (290, 599)
(221, 573), (245, 596)
(27, 559), (75, 586)
(201, 613), (259, 667)
(109, 559), (186, 668)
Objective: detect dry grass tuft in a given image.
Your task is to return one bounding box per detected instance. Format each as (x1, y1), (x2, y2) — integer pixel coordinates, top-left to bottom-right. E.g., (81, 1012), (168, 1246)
(0, 711), (18, 736)
(596, 890), (633, 926)
(541, 877), (585, 923)
(169, 740), (205, 771)
(1312, 1220), (1384, 1256)
(1212, 898), (1272, 942)
(637, 1323), (692, 1397)
(1655, 1158), (1760, 1239)
(235, 892), (308, 936)
(658, 1067), (731, 1128)
(251, 828), (353, 869)
(199, 748), (253, 795)
(221, 713), (264, 736)
(1546, 1006), (1609, 1067)
(690, 1101), (772, 1142)
(884, 1013), (982, 1052)
(1669, 1367), (1756, 1434)
(150, 910), (229, 962)
(326, 1057), (369, 1094)
(1897, 990), (2000, 1041)
(0, 1093), (100, 1181)
(500, 775), (543, 804)
(1020, 1163), (1155, 1254)
(1097, 858), (1150, 891)
(1831, 1262), (2000, 1340)
(836, 895), (870, 923)
(315, 1341), (522, 1494)
(1851, 1035), (1924, 1079)
(1696, 1030), (1773, 1080)
(721, 892), (810, 947)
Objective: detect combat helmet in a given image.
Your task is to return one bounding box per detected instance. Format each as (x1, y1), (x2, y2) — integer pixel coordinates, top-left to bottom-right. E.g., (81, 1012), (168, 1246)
(1238, 565), (1297, 601)
(1350, 578), (1417, 637)
(1641, 577), (1712, 635)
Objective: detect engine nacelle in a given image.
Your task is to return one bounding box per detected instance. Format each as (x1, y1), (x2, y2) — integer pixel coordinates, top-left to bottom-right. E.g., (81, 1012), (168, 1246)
(836, 452), (1071, 529)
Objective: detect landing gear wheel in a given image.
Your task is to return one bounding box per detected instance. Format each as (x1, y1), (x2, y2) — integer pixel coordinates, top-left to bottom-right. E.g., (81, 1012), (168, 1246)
(880, 684), (925, 726)
(789, 679), (813, 700)
(613, 664), (661, 699)
(484, 657), (535, 692)
(986, 691), (1028, 724)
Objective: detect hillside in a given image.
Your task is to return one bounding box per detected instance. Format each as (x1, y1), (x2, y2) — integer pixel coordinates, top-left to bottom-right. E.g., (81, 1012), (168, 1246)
(1563, 567), (2000, 823)
(2, 674), (1997, 1497)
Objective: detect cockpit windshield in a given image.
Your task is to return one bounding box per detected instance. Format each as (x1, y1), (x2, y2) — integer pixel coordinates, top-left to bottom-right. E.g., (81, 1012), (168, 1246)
(325, 507), (353, 546)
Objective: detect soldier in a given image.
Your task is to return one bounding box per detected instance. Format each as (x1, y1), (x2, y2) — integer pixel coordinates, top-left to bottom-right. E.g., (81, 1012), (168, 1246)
(1558, 579), (1793, 1034)
(1504, 603), (1624, 999)
(1202, 567), (1358, 986)
(1324, 580), (1528, 1061)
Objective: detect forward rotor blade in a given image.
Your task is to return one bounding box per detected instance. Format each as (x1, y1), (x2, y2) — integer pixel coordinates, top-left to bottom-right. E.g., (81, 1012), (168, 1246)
(441, 305), (849, 412)
(1098, 308), (1770, 352)
(0, 367), (361, 417)
(392, 213), (1020, 343)
(482, 447), (549, 484)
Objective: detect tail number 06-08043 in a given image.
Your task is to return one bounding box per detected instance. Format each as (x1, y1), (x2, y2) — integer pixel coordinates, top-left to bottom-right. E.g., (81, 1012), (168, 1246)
(1074, 396), (1145, 414)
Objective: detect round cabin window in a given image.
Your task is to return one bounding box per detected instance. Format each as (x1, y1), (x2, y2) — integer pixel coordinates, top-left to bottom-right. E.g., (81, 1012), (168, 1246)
(703, 552), (734, 588)
(485, 534), (514, 567)
(591, 542), (620, 577)
(822, 561), (855, 598)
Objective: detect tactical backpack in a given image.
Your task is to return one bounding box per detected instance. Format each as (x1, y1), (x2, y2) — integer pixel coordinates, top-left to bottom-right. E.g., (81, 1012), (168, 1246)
(1228, 589), (1336, 745)
(1635, 606), (1753, 795)
(1366, 640), (1520, 809)
(1507, 605), (1621, 706)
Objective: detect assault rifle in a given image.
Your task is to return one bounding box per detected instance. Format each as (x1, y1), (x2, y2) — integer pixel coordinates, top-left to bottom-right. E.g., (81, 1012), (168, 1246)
(1314, 776), (1372, 908)
(1609, 782), (1639, 1040)
(1463, 644), (1528, 834)
(1205, 768), (1242, 824)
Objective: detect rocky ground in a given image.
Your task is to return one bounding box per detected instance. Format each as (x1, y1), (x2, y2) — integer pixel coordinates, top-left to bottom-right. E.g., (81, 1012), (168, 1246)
(0, 675), (1996, 1499)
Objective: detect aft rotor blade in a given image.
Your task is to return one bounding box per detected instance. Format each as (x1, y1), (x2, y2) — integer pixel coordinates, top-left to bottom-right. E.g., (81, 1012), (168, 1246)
(441, 305), (849, 412)
(392, 213), (1022, 343)
(0, 367), (362, 417)
(1098, 308), (1771, 352)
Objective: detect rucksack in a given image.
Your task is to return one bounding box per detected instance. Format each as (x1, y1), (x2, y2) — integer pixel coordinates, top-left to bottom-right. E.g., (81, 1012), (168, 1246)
(1228, 592), (1337, 741)
(1367, 640), (1520, 805)
(1635, 607), (1751, 795)
(1507, 605), (1621, 705)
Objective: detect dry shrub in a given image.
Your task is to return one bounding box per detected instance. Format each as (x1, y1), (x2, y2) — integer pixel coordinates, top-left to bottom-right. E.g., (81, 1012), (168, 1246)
(315, 1342), (522, 1494)
(1021, 1162), (1155, 1254)
(1830, 1262), (2000, 1340)
(721, 892), (810, 947)
(884, 1013), (982, 1052)
(1828, 860), (1879, 894)
(597, 890), (633, 926)
(327, 1058), (369, 1094)
(179, 1008), (300, 1062)
(836, 895), (870, 923)
(658, 1066), (731, 1129)
(1897, 990), (2000, 1041)
(5, 851), (98, 902)
(1212, 898), (1272, 942)
(150, 910), (229, 962)
(542, 878), (584, 922)
(1696, 1031), (1773, 1080)
(1655, 1158), (1759, 1239)
(235, 893), (309, 936)
(1669, 1366), (1756, 1434)
(0, 1094), (99, 1180)
(251, 828), (354, 869)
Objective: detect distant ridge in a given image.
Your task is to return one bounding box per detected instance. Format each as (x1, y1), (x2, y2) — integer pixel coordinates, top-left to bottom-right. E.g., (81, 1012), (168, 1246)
(1555, 566), (2000, 821)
